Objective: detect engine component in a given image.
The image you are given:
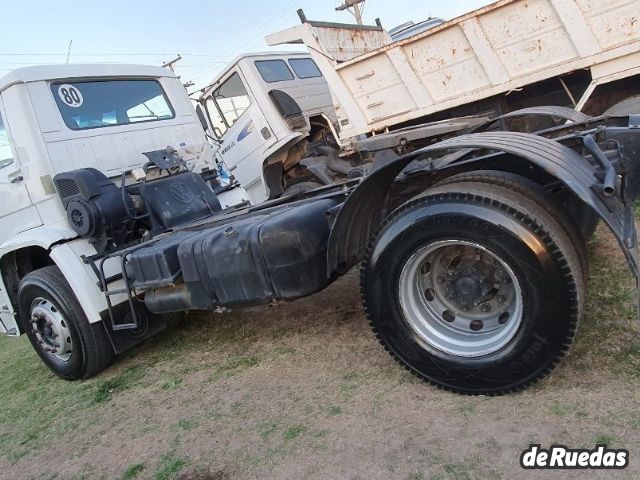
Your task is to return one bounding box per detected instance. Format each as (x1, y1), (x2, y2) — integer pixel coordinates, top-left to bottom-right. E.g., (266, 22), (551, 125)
(54, 168), (134, 249)
(141, 171), (222, 233)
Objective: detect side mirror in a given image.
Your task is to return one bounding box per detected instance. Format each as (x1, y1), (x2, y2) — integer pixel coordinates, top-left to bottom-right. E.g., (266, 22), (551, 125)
(195, 104), (210, 133)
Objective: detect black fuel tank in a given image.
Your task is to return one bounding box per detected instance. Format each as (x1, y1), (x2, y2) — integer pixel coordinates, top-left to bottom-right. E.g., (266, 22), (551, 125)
(129, 198), (338, 312)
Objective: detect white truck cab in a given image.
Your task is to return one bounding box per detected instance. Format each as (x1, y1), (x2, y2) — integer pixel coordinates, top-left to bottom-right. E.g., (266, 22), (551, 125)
(196, 52), (338, 203)
(0, 64), (247, 339)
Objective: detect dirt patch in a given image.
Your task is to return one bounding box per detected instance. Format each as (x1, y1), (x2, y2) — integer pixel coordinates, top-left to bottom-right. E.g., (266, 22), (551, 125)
(0, 224), (638, 479)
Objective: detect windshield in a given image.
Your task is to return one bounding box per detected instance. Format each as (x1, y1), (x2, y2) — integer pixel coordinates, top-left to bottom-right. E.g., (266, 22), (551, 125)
(50, 79), (175, 130)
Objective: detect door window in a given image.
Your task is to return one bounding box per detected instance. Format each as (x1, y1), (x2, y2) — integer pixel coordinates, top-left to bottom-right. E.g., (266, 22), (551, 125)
(212, 73), (251, 135)
(204, 98), (227, 138)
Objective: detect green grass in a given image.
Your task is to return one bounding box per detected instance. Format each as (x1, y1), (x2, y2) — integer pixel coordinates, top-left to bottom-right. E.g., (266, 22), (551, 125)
(176, 418), (197, 431)
(327, 405), (342, 416)
(121, 463), (145, 480)
(442, 463), (472, 480)
(456, 403), (476, 414)
(257, 421), (279, 440)
(210, 355), (259, 382)
(154, 454), (187, 480)
(283, 424), (308, 441)
(93, 366), (145, 403)
(594, 434), (616, 447)
(161, 377), (183, 390)
(549, 403), (570, 416)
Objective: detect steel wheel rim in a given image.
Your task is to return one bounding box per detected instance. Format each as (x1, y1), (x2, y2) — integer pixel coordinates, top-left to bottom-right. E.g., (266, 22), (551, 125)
(30, 297), (73, 362)
(398, 240), (523, 357)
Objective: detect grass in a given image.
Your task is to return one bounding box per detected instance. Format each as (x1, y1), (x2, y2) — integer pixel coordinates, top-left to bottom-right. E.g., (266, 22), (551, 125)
(121, 463), (145, 480)
(257, 421), (279, 440)
(154, 454), (187, 480)
(161, 377), (183, 390)
(209, 355), (259, 382)
(326, 405), (342, 416)
(282, 424), (308, 441)
(176, 418), (197, 431)
(94, 366), (145, 403)
(593, 434), (616, 447)
(0, 223), (638, 478)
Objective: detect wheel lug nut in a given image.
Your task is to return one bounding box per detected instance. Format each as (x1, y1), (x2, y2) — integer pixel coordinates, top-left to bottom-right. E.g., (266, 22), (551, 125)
(493, 283), (501, 290)
(441, 256), (450, 266)
(496, 295), (506, 303)
(481, 303), (491, 313)
(470, 320), (483, 331)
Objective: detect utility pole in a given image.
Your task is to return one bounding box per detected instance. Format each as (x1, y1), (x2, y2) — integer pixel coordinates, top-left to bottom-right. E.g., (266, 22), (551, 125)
(65, 39), (73, 64)
(162, 55), (182, 73)
(335, 0), (365, 25)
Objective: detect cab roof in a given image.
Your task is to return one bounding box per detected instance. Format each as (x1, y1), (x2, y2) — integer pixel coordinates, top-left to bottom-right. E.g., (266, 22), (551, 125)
(0, 63), (176, 93)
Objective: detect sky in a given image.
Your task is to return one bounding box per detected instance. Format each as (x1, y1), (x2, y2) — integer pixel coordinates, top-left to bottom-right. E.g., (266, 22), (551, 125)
(0, 0), (491, 92)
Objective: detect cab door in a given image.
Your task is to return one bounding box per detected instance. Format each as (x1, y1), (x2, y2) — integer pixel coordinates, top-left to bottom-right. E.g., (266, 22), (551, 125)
(0, 96), (41, 246)
(208, 70), (272, 202)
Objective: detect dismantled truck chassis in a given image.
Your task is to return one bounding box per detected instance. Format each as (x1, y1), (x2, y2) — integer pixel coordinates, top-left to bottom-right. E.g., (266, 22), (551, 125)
(48, 112), (640, 394)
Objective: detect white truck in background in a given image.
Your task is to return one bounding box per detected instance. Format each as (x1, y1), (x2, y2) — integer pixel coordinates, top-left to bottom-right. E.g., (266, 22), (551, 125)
(193, 0), (640, 205)
(195, 52), (339, 203)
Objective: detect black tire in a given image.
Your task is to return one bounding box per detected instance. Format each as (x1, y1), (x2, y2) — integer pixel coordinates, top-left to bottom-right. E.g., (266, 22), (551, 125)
(18, 266), (114, 380)
(603, 95), (640, 116)
(361, 182), (583, 395)
(434, 170), (590, 277)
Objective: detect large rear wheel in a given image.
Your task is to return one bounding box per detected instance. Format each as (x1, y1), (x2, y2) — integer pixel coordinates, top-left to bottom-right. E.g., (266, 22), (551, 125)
(361, 182), (583, 394)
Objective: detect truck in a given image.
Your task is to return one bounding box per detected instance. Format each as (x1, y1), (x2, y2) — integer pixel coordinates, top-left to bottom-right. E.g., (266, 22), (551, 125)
(2, 62), (640, 395)
(194, 0), (640, 204)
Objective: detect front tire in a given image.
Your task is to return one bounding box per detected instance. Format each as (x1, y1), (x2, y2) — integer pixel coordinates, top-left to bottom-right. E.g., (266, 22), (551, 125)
(18, 266), (114, 380)
(361, 183), (582, 394)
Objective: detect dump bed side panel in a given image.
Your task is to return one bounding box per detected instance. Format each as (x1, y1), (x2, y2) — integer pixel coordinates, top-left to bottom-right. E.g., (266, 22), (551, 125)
(267, 0), (640, 139)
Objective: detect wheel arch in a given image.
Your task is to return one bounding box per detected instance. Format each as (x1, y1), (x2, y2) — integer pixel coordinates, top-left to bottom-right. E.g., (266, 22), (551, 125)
(327, 131), (636, 280)
(0, 227), (109, 334)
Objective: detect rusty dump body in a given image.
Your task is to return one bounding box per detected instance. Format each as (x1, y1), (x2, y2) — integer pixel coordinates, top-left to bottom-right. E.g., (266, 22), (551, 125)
(266, 0), (640, 141)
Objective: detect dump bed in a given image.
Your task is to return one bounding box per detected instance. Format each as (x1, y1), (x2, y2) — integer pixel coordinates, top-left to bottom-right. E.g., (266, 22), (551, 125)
(266, 0), (640, 140)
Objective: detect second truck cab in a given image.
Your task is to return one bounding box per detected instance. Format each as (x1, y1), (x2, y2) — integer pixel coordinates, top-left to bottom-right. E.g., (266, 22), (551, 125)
(196, 52), (338, 203)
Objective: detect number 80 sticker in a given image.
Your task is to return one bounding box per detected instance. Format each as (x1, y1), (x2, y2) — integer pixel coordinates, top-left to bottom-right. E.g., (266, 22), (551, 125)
(57, 84), (84, 108)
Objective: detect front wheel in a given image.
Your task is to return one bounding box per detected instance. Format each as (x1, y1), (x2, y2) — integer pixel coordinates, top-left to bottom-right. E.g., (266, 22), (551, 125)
(18, 266), (114, 379)
(361, 182), (583, 395)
